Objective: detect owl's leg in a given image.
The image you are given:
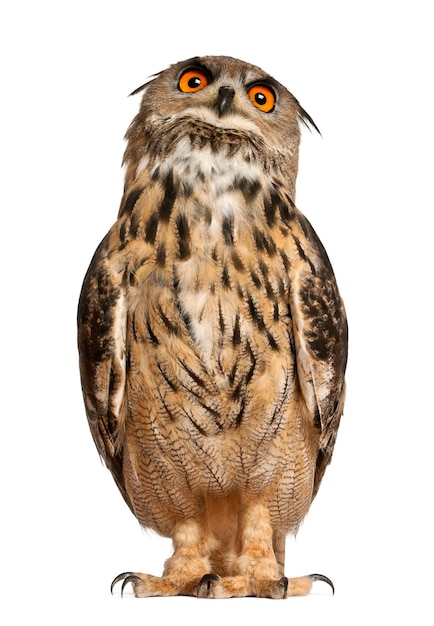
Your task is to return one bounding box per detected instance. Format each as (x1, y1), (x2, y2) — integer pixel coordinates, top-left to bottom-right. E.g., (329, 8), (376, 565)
(197, 500), (285, 598)
(111, 519), (214, 597)
(197, 500), (333, 599)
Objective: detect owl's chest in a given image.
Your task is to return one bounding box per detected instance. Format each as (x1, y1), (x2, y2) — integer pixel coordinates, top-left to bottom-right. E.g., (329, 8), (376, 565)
(166, 180), (289, 365)
(126, 149), (294, 378)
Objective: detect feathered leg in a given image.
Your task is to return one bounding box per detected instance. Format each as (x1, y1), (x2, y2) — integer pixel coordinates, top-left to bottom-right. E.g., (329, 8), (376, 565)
(197, 500), (333, 598)
(112, 519), (215, 597)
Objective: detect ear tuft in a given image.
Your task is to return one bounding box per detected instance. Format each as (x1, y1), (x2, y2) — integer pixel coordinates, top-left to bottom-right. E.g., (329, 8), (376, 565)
(129, 83), (149, 97)
(129, 70), (163, 97)
(298, 105), (321, 136)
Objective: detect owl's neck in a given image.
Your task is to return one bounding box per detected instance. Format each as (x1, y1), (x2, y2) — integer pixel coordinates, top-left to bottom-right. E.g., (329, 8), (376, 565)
(129, 133), (297, 204)
(162, 138), (266, 197)
(123, 113), (299, 200)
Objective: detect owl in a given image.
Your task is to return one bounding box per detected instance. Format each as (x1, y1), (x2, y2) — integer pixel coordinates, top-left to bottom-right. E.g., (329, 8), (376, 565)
(78, 55), (347, 599)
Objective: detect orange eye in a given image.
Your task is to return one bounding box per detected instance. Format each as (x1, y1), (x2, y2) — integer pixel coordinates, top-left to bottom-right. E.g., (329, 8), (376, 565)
(248, 84), (276, 113)
(178, 68), (210, 93)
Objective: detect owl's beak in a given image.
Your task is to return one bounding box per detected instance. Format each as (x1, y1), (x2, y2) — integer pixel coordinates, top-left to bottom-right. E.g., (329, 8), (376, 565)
(216, 86), (235, 117)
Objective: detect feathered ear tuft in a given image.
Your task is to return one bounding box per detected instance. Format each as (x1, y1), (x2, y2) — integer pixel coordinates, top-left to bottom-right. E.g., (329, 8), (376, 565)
(298, 105), (321, 136)
(129, 70), (163, 97)
(129, 82), (149, 97)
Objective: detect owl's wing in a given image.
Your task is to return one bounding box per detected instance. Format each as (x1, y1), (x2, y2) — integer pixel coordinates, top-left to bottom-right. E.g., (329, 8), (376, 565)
(77, 230), (132, 511)
(289, 212), (348, 498)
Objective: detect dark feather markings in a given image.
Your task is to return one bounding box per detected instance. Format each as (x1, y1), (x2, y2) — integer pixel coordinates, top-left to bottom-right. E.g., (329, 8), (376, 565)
(234, 344), (256, 427)
(266, 330), (279, 352)
(222, 264), (231, 289)
(176, 214), (191, 259)
(175, 299), (192, 333)
(119, 220), (127, 245)
(232, 176), (261, 204)
(184, 386), (223, 428)
(231, 250), (244, 272)
(300, 275), (345, 362)
(222, 215), (235, 246)
(277, 200), (292, 223)
(293, 234), (316, 275)
(78, 266), (121, 363)
(156, 243), (166, 267)
(118, 186), (145, 218)
(264, 276), (275, 300)
(145, 212), (159, 244)
(278, 249), (290, 272)
(184, 413), (208, 438)
(156, 387), (177, 422)
(245, 342), (257, 385)
(247, 294), (266, 332)
(250, 269), (262, 289)
(158, 306), (180, 336)
(146, 316), (159, 345)
(159, 171), (177, 222)
(129, 211), (141, 239)
(232, 313), (241, 346)
(179, 359), (209, 390)
(218, 300), (225, 334)
(253, 228), (277, 256)
(235, 396), (247, 427)
(273, 301), (280, 321)
(263, 190), (281, 227)
(157, 363), (178, 391)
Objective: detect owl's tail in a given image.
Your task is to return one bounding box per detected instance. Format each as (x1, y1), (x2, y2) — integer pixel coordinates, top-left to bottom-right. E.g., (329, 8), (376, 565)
(273, 534), (286, 576)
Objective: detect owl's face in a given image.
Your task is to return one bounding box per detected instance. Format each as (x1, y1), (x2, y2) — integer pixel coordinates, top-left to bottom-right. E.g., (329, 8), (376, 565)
(132, 56), (317, 156)
(123, 56), (318, 191)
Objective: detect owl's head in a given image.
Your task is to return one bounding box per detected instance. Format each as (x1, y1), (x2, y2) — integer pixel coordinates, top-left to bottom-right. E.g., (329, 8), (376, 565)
(124, 56), (319, 186)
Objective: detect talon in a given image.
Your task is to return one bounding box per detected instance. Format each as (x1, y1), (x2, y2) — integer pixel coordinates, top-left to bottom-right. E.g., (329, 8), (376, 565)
(277, 576), (289, 598)
(121, 574), (142, 597)
(196, 573), (220, 598)
(111, 572), (141, 597)
(111, 571), (134, 595)
(309, 573), (335, 595)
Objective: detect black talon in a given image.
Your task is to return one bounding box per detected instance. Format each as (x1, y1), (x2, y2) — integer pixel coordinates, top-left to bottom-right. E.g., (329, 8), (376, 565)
(309, 573), (335, 595)
(278, 576), (289, 598)
(111, 572), (141, 597)
(196, 573), (220, 598)
(121, 575), (142, 597)
(111, 572), (134, 595)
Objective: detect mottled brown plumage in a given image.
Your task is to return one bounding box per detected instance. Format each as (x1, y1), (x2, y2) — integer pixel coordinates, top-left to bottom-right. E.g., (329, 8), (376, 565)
(78, 55), (347, 599)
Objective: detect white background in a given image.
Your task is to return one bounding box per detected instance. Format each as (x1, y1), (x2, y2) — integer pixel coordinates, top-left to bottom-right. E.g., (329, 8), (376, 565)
(1, 1), (433, 623)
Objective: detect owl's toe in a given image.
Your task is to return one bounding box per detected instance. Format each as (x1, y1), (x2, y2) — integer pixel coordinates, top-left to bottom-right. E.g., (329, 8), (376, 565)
(111, 571), (136, 596)
(110, 571), (179, 597)
(273, 576), (289, 598)
(196, 573), (289, 599)
(111, 572), (144, 597)
(195, 573), (334, 599)
(283, 573), (334, 596)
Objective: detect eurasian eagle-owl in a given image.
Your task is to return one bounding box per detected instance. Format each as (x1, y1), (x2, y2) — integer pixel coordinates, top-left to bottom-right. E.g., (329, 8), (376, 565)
(77, 55), (347, 599)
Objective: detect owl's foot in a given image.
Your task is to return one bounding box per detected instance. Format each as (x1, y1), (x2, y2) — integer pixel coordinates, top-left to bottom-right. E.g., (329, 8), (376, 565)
(111, 571), (202, 597)
(196, 572), (334, 599)
(112, 571), (333, 599)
